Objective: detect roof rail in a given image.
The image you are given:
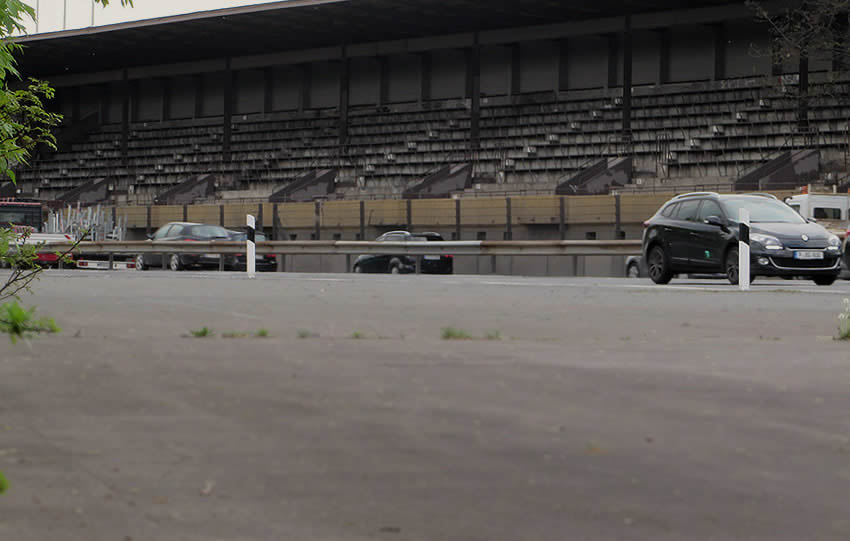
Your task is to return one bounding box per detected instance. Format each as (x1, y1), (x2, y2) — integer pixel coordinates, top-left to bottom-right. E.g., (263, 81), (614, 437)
(742, 193), (778, 200)
(671, 192), (719, 200)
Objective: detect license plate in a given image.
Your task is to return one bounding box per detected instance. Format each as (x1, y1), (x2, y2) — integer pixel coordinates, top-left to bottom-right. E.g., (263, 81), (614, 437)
(204, 253), (221, 259)
(424, 255), (441, 260)
(794, 251), (824, 260)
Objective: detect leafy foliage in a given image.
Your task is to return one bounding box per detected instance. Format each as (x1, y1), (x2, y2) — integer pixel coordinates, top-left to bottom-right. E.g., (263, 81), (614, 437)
(0, 300), (60, 343)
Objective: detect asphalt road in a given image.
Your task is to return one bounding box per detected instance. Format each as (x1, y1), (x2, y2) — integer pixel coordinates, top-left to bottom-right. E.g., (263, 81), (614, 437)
(2, 271), (850, 540)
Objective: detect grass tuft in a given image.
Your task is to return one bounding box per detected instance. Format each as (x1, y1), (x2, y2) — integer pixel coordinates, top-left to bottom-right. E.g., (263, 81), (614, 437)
(441, 327), (473, 340)
(297, 329), (318, 339)
(222, 331), (248, 339)
(255, 328), (270, 338)
(485, 330), (502, 341)
(350, 331), (365, 340)
(190, 327), (214, 338)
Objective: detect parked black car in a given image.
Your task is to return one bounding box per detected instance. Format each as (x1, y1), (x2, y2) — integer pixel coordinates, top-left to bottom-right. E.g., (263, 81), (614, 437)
(354, 231), (453, 274)
(226, 229), (277, 272)
(135, 222), (231, 271)
(643, 193), (843, 285)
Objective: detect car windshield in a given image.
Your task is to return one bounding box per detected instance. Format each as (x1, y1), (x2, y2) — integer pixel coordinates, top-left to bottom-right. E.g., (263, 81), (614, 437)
(721, 198), (806, 224)
(188, 225), (230, 238)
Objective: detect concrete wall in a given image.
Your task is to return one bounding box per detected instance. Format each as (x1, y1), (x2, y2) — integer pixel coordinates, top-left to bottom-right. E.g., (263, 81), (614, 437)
(669, 25), (714, 82)
(481, 45), (511, 96)
(200, 72), (225, 117)
(170, 76), (195, 120)
(311, 61), (340, 109)
(388, 54), (421, 103)
(567, 35), (608, 89)
(236, 68), (264, 114)
(632, 30), (660, 86)
(520, 40), (558, 94)
(272, 66), (300, 111)
(430, 49), (466, 100)
(350, 57), (379, 106)
(136, 78), (162, 121)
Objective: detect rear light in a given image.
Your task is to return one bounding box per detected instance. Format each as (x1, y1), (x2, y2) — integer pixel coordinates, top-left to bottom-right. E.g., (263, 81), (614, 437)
(236, 253), (244, 257)
(445, 255), (453, 259)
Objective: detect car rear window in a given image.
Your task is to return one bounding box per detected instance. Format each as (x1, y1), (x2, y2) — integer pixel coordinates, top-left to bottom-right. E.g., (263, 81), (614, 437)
(188, 225), (230, 239)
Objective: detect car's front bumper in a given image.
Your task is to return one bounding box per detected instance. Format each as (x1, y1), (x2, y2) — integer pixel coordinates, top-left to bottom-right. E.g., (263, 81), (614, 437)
(750, 247), (842, 276)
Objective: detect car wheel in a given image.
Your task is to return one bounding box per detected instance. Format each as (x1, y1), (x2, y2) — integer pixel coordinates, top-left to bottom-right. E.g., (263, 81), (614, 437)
(135, 254), (145, 271)
(626, 262), (641, 278)
(725, 248), (740, 285)
(390, 264), (401, 275)
(169, 254), (182, 272)
(812, 275), (837, 286)
(354, 264), (362, 273)
(647, 245), (673, 284)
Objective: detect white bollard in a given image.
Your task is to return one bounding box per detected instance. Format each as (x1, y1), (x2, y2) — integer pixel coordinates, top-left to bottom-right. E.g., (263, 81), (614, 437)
(246, 214), (256, 278)
(739, 208), (750, 291)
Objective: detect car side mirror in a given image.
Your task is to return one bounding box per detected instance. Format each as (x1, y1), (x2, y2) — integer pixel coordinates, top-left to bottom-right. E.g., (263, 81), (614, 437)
(704, 215), (725, 228)
(807, 217), (818, 223)
(146, 233), (154, 240)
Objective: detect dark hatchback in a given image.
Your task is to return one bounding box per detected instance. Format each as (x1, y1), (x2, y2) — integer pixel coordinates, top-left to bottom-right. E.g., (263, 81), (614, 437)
(354, 231), (453, 274)
(226, 229), (277, 272)
(643, 193), (842, 285)
(136, 222), (231, 271)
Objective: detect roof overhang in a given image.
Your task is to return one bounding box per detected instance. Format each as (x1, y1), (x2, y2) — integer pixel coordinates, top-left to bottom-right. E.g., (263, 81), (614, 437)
(16, 0), (749, 77)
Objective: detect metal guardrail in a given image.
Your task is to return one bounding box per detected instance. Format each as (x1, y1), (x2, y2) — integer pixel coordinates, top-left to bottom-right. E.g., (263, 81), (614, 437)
(46, 240), (643, 257)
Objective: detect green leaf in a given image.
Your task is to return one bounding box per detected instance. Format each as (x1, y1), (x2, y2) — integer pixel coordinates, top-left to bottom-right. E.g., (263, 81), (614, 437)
(0, 470), (8, 494)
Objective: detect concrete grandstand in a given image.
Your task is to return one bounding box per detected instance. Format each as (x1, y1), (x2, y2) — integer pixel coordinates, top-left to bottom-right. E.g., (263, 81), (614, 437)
(7, 0), (848, 205)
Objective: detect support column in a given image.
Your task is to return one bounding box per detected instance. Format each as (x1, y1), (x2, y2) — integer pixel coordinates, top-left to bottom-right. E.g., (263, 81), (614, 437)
(161, 77), (171, 122)
(557, 39), (569, 92)
(420, 52), (432, 104)
(559, 197), (566, 240)
(223, 58), (233, 163)
(455, 199), (461, 241)
(658, 30), (671, 85)
(607, 34), (619, 88)
(273, 203), (280, 240)
(314, 201), (321, 240)
(505, 197), (512, 240)
(263, 67), (274, 114)
(622, 14), (633, 139)
(359, 200), (366, 240)
(713, 23), (726, 81)
(299, 63), (312, 112)
(146, 205), (152, 237)
(467, 34), (481, 150)
(194, 74), (204, 118)
(798, 51), (809, 129)
(406, 199), (412, 229)
(121, 69), (129, 165)
(339, 50), (350, 150)
(219, 204), (225, 227)
(510, 44), (521, 96)
(378, 57), (389, 106)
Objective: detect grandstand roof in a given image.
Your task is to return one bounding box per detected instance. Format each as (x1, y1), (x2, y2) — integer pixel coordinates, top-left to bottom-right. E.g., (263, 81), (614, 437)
(17, 0), (746, 76)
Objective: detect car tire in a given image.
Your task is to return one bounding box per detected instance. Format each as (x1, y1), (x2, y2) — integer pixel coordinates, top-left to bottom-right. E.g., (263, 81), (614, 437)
(626, 262), (641, 279)
(135, 254), (145, 271)
(647, 245), (673, 285)
(725, 248), (740, 285)
(812, 275), (837, 286)
(354, 264), (362, 273)
(169, 254), (182, 272)
(390, 265), (401, 275)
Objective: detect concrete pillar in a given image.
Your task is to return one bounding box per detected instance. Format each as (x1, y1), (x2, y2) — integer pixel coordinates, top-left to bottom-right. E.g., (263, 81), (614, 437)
(658, 30), (671, 85)
(121, 69), (129, 165)
(223, 58), (233, 163)
(339, 50), (350, 150)
(510, 43), (521, 96)
(359, 200), (366, 240)
(713, 23), (726, 81)
(299, 63), (312, 111)
(377, 57), (389, 106)
(799, 51), (809, 129)
(420, 51), (432, 103)
(622, 14), (633, 138)
(263, 67), (274, 114)
(467, 34), (481, 150)
(557, 39), (569, 92)
(607, 34), (619, 88)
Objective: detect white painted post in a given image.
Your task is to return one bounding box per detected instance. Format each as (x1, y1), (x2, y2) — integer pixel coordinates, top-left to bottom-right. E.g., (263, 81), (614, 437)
(739, 208), (750, 291)
(247, 214), (256, 278)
